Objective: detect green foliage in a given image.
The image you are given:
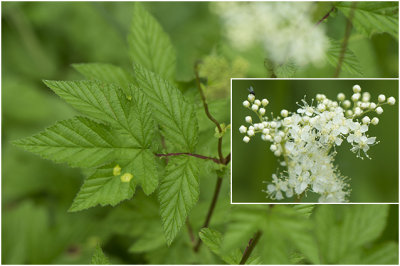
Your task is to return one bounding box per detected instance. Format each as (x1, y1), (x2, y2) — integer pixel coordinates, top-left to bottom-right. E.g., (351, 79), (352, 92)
(91, 245), (110, 265)
(128, 2), (176, 80)
(336, 2), (399, 39)
(326, 39), (363, 76)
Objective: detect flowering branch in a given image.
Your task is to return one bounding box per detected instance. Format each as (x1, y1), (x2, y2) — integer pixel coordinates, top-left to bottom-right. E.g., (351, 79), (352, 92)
(334, 2), (357, 78)
(155, 152), (221, 164)
(239, 231), (262, 264)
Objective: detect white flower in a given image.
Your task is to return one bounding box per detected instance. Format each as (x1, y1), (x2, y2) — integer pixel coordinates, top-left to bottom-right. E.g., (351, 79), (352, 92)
(248, 94), (255, 102)
(388, 96), (396, 105)
(243, 100), (250, 107)
(239, 125), (247, 133)
(247, 129), (255, 136)
(371, 117), (379, 125)
(362, 92), (371, 102)
(353, 84), (361, 93)
(251, 104), (259, 111)
(243, 136), (250, 143)
(342, 100), (351, 108)
(351, 93), (361, 101)
(254, 99), (261, 106)
(370, 102), (377, 109)
(376, 107), (383, 114)
(350, 136), (376, 158)
(337, 93), (345, 101)
(262, 128), (270, 134)
(281, 109), (288, 117)
(245, 116), (252, 123)
(378, 94), (386, 103)
(262, 99), (269, 106)
(362, 116), (370, 124)
(259, 108), (266, 115)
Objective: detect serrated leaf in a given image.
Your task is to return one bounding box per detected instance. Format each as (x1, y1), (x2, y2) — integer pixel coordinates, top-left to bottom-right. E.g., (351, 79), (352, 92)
(128, 2), (176, 80)
(69, 163), (136, 212)
(292, 204), (315, 218)
(159, 156), (199, 245)
(134, 64), (198, 152)
(73, 63), (134, 96)
(13, 116), (136, 168)
(314, 205), (390, 264)
(336, 2), (398, 39)
(43, 80), (155, 147)
(326, 39), (364, 77)
(91, 244), (109, 265)
(199, 228), (243, 264)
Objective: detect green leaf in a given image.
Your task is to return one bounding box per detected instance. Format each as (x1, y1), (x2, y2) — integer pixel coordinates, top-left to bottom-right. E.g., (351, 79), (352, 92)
(159, 156), (199, 245)
(199, 228), (243, 264)
(362, 242), (399, 264)
(292, 204), (315, 218)
(336, 2), (398, 39)
(69, 163), (136, 212)
(134, 64), (198, 152)
(128, 3), (176, 80)
(43, 80), (155, 148)
(314, 205), (390, 264)
(73, 63), (134, 96)
(129, 222), (165, 253)
(91, 244), (109, 265)
(326, 39), (364, 77)
(13, 116), (135, 168)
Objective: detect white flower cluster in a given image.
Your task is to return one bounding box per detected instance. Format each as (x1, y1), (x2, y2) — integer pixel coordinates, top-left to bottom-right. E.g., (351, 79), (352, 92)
(239, 85), (396, 202)
(212, 2), (328, 66)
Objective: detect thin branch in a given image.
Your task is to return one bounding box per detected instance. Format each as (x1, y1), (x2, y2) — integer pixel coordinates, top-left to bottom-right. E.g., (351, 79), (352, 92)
(155, 152), (221, 164)
(194, 176), (223, 252)
(316, 6), (335, 25)
(334, 2), (357, 78)
(224, 153), (231, 165)
(239, 231), (262, 264)
(194, 62), (225, 163)
(186, 220), (196, 246)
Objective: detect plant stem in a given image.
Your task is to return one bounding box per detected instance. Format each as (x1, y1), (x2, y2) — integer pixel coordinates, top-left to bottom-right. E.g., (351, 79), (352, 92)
(155, 152), (221, 164)
(334, 2), (357, 78)
(194, 62), (225, 164)
(186, 219), (196, 245)
(193, 176), (223, 252)
(239, 231), (262, 264)
(316, 6), (335, 25)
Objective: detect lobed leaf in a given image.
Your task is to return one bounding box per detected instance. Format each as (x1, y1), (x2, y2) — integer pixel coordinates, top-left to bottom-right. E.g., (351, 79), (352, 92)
(159, 156), (199, 245)
(134, 64), (198, 152)
(336, 2), (398, 39)
(128, 2), (176, 80)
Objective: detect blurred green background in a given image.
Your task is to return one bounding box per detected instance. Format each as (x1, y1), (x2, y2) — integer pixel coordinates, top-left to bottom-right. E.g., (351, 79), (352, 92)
(232, 79), (399, 203)
(2, 1), (399, 264)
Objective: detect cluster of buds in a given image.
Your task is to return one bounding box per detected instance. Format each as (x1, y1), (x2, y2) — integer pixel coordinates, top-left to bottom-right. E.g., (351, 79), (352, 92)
(239, 85), (395, 202)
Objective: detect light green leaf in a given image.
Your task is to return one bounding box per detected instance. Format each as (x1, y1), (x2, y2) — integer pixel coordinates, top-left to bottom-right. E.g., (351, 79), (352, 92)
(362, 242), (399, 264)
(91, 244), (109, 265)
(73, 63), (134, 96)
(128, 2), (176, 80)
(199, 228), (242, 264)
(326, 39), (364, 77)
(159, 156), (199, 245)
(336, 2), (398, 39)
(129, 222), (165, 253)
(69, 163), (136, 212)
(13, 116), (135, 168)
(292, 204), (315, 218)
(134, 64), (198, 152)
(43, 80), (155, 148)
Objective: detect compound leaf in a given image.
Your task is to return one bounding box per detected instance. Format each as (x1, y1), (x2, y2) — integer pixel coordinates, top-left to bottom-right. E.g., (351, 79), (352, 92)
(336, 2), (398, 39)
(159, 156), (199, 245)
(134, 64), (198, 152)
(128, 3), (176, 80)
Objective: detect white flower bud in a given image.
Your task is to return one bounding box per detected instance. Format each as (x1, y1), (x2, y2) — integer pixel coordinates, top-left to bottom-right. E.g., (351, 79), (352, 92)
(259, 108), (266, 115)
(353, 84), (361, 93)
(265, 134), (272, 141)
(262, 128), (270, 134)
(248, 94), (255, 102)
(274, 135), (282, 143)
(316, 94), (326, 101)
(361, 102), (369, 109)
(243, 136), (250, 143)
(270, 144), (277, 152)
(280, 109), (288, 117)
(245, 116), (252, 123)
(247, 129), (255, 136)
(254, 99), (261, 106)
(376, 106), (383, 114)
(370, 102), (377, 109)
(371, 117), (379, 125)
(354, 107), (362, 116)
(378, 94), (386, 103)
(243, 100), (250, 107)
(261, 134), (266, 141)
(251, 104), (259, 111)
(343, 100), (351, 108)
(270, 121), (277, 128)
(346, 110), (353, 116)
(254, 123), (259, 130)
(258, 123), (264, 129)
(317, 104), (325, 112)
(274, 150), (281, 157)
(362, 92), (371, 102)
(351, 93), (361, 101)
(388, 96), (396, 105)
(362, 116), (370, 124)
(262, 99), (269, 106)
(249, 126), (254, 131)
(337, 93), (345, 101)
(278, 131), (285, 137)
(239, 125), (247, 133)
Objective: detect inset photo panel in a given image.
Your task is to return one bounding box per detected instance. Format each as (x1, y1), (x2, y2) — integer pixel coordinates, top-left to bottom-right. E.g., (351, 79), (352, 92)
(231, 79), (398, 203)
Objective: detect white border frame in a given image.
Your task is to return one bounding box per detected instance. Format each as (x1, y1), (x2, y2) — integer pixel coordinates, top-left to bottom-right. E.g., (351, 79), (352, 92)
(230, 78), (400, 205)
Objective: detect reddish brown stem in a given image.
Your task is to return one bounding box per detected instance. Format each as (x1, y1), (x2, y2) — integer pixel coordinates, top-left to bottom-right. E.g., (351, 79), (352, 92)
(155, 152), (221, 164)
